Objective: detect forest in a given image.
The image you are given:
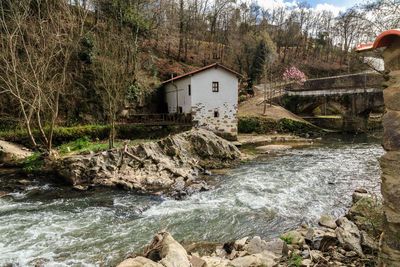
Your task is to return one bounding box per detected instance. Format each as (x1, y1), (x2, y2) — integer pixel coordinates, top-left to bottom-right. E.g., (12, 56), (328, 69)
(0, 0), (399, 154)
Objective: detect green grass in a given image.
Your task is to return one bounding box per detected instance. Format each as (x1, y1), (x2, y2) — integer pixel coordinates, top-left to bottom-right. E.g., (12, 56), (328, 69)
(57, 136), (160, 155)
(280, 236), (293, 244)
(287, 252), (303, 267)
(22, 152), (44, 172)
(0, 124), (185, 149)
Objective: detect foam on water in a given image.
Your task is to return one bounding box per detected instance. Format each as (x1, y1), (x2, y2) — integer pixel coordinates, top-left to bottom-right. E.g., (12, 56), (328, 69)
(0, 138), (384, 266)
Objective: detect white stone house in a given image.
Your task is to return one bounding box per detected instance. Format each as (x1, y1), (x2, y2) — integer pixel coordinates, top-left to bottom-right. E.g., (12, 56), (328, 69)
(162, 63), (241, 140)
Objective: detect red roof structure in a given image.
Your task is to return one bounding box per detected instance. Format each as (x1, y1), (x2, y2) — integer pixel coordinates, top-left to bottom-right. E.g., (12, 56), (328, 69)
(356, 29), (400, 52)
(161, 63), (242, 85)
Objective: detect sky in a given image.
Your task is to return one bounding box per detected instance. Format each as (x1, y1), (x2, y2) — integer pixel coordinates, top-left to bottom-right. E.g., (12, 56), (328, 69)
(256, 0), (366, 16)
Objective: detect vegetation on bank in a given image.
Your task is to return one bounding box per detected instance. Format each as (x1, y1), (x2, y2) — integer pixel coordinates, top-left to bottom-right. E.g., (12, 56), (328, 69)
(1, 0), (391, 155)
(0, 125), (188, 149)
(238, 116), (323, 135)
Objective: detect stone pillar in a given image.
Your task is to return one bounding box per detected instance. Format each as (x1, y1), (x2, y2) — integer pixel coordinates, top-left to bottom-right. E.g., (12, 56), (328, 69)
(379, 37), (400, 266)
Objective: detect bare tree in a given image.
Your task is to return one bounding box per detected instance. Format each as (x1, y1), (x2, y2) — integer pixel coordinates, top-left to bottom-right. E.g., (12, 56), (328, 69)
(0, 0), (87, 154)
(94, 33), (135, 149)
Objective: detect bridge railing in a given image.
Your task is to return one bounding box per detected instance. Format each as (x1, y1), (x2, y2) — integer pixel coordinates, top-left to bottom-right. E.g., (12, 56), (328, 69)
(283, 72), (384, 92)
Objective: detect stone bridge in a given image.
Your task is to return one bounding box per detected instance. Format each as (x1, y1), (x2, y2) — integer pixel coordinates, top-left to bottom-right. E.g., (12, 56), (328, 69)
(279, 72), (385, 132)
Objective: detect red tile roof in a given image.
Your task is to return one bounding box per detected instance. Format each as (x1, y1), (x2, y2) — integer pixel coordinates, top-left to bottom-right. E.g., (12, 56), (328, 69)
(356, 29), (400, 52)
(161, 63), (242, 85)
(355, 43), (373, 52)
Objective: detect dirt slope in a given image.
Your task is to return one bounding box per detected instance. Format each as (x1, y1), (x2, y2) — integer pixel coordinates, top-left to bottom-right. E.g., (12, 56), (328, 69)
(238, 88), (306, 122)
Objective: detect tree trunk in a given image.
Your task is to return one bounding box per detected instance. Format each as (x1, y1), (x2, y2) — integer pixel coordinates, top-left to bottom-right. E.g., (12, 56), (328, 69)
(47, 88), (60, 154)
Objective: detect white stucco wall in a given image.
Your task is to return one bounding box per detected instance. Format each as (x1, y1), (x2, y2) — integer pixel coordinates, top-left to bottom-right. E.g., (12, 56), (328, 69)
(165, 76), (192, 113)
(191, 67), (239, 139)
(164, 66), (239, 140)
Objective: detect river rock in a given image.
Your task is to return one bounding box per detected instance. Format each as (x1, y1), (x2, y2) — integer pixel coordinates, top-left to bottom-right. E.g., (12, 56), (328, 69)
(318, 216), (337, 229)
(200, 256), (231, 266)
(335, 217), (364, 257)
(158, 233), (190, 267)
(234, 237), (248, 250)
(230, 251), (277, 267)
(347, 194), (383, 234)
(312, 231), (337, 252)
(263, 238), (289, 257)
(301, 258), (312, 266)
(117, 256), (162, 267)
(118, 232), (191, 267)
(189, 255), (206, 267)
(305, 228), (314, 243)
(0, 140), (32, 165)
(310, 250), (324, 262)
(244, 236), (268, 254)
(360, 231), (378, 254)
(255, 145), (292, 153)
(54, 129), (242, 195)
(280, 230), (305, 247)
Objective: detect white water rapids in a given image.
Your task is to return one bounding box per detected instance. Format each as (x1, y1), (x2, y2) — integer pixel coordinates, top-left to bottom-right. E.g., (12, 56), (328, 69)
(0, 136), (384, 266)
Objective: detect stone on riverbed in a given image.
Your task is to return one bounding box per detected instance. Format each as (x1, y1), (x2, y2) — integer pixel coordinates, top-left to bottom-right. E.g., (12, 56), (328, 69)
(158, 233), (190, 267)
(335, 217), (364, 257)
(280, 230), (305, 247)
(118, 232), (190, 267)
(318, 215), (337, 229)
(230, 251), (277, 267)
(117, 256), (162, 267)
(255, 144), (292, 153)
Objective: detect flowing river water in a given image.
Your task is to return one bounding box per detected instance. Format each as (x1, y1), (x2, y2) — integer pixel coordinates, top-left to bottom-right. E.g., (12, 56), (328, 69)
(0, 135), (384, 266)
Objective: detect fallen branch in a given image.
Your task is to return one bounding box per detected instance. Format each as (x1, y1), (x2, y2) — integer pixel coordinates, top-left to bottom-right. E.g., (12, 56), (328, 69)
(122, 141), (144, 164)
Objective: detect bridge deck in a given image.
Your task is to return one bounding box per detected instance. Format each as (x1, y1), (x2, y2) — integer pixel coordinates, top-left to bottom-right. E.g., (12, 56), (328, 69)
(285, 72), (384, 94)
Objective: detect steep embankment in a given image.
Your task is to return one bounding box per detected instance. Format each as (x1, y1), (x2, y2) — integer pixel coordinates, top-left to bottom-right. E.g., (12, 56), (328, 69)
(54, 129), (242, 198)
(239, 88), (305, 122)
(238, 88), (323, 136)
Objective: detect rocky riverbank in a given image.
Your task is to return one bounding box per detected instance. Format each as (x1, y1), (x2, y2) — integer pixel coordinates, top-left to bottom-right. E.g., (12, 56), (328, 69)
(53, 129), (243, 198)
(117, 189), (382, 267)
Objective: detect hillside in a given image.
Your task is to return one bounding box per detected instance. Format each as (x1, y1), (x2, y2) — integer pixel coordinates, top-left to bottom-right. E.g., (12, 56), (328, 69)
(238, 88), (306, 122)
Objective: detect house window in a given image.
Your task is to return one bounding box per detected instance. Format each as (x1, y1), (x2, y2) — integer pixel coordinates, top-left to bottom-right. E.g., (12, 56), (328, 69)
(178, 106), (183, 113)
(188, 84), (191, 96)
(212, 82), (219, 92)
(214, 110), (219, 118)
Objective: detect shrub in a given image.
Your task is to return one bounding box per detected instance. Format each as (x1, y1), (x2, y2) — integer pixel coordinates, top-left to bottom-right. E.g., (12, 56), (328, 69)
(238, 116), (320, 135)
(287, 252), (303, 267)
(22, 152), (44, 172)
(280, 236), (293, 244)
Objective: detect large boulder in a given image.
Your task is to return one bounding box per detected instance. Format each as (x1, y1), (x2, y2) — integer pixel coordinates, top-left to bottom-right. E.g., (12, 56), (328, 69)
(335, 217), (364, 257)
(311, 230), (337, 252)
(117, 232), (190, 267)
(158, 233), (190, 267)
(263, 238), (289, 257)
(244, 236), (268, 254)
(54, 129), (242, 196)
(0, 140), (32, 165)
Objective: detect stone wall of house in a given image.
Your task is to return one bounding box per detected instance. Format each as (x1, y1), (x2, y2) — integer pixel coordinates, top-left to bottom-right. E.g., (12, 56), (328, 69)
(192, 102), (238, 141)
(379, 36), (400, 266)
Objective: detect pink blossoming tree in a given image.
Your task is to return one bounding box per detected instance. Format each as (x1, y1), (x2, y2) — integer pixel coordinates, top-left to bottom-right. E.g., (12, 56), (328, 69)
(283, 67), (307, 85)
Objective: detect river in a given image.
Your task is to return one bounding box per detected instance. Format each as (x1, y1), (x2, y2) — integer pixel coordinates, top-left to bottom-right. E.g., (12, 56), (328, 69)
(0, 135), (384, 266)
